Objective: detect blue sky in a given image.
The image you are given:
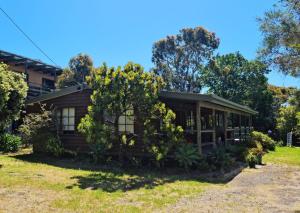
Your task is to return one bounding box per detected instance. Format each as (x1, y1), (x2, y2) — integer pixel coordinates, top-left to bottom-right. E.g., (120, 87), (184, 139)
(0, 0), (299, 88)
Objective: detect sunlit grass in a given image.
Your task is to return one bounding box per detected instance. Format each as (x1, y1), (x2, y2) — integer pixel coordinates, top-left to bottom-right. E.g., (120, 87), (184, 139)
(264, 147), (300, 166)
(0, 150), (213, 212)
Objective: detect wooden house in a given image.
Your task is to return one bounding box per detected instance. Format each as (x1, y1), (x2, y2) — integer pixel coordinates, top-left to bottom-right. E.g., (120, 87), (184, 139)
(0, 50), (62, 99)
(26, 85), (257, 153)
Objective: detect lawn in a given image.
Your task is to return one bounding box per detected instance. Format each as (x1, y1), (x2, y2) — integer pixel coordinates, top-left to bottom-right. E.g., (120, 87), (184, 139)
(0, 149), (215, 213)
(264, 146), (300, 166)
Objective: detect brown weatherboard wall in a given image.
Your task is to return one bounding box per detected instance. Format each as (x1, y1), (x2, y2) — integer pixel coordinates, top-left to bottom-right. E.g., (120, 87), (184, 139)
(26, 89), (92, 152)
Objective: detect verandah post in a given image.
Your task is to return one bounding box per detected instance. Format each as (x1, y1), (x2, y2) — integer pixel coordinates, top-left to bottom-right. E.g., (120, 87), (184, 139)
(196, 102), (202, 154)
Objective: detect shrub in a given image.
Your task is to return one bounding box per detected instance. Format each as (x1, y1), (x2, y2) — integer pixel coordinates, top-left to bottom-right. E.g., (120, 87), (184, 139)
(250, 131), (276, 151)
(246, 151), (258, 168)
(226, 144), (248, 161)
(45, 136), (64, 157)
(0, 134), (22, 153)
(248, 147), (264, 165)
(18, 105), (62, 154)
(206, 147), (234, 172)
(175, 143), (201, 171)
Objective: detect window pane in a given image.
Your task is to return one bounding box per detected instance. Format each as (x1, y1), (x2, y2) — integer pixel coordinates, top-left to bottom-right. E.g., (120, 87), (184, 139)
(69, 117), (75, 126)
(119, 124), (126, 132)
(127, 125), (134, 134)
(69, 108), (75, 117)
(69, 125), (75, 131)
(63, 117), (69, 125)
(63, 108), (69, 117)
(127, 116), (134, 125)
(118, 115), (126, 125)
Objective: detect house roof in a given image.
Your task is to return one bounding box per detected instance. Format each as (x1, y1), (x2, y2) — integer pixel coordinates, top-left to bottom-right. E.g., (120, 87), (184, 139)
(0, 50), (62, 76)
(160, 91), (258, 115)
(26, 86), (258, 115)
(26, 84), (89, 105)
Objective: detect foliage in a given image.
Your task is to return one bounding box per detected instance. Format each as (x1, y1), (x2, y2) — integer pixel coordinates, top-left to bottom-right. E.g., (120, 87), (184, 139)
(174, 143), (201, 171)
(18, 105), (60, 153)
(69, 53), (93, 83)
(250, 131), (276, 151)
(226, 143), (248, 161)
(56, 68), (76, 88)
(268, 84), (297, 106)
(145, 103), (185, 167)
(246, 151), (258, 168)
(0, 133), (22, 153)
(206, 147), (234, 171)
(203, 53), (274, 130)
(45, 135), (64, 157)
(152, 26), (220, 92)
(0, 63), (28, 132)
(276, 105), (300, 143)
(258, 0), (300, 76)
(78, 62), (185, 166)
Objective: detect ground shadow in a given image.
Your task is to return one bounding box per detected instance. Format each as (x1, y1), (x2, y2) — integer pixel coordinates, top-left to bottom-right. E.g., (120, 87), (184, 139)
(11, 152), (245, 193)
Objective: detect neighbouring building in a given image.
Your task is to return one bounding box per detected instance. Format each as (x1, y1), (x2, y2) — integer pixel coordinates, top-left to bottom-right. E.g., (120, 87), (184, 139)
(26, 85), (257, 154)
(0, 50), (62, 99)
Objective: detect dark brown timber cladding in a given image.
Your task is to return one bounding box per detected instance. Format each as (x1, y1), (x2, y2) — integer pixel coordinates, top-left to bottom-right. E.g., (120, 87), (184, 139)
(26, 89), (92, 152)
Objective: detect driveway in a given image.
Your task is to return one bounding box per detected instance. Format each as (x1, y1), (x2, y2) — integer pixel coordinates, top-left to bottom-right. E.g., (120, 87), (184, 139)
(165, 164), (300, 212)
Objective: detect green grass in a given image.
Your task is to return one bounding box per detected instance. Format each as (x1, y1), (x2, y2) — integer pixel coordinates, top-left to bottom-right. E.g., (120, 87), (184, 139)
(0, 149), (216, 212)
(264, 146), (300, 166)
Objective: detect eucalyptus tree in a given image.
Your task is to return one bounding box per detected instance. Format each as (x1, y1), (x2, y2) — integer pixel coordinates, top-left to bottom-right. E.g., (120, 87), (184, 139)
(152, 26), (220, 92)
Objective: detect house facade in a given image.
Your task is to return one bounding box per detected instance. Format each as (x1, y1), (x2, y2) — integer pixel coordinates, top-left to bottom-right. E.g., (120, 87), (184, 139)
(26, 85), (257, 153)
(0, 50), (62, 99)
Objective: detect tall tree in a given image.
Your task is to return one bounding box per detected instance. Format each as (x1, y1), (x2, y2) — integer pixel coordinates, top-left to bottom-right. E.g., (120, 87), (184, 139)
(57, 53), (94, 88)
(0, 63), (28, 133)
(152, 26), (220, 92)
(69, 53), (93, 83)
(203, 53), (274, 130)
(258, 0), (300, 76)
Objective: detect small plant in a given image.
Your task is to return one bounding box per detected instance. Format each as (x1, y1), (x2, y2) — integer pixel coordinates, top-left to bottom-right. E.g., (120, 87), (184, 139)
(175, 143), (201, 171)
(0, 134), (22, 153)
(206, 147), (234, 172)
(246, 151), (258, 168)
(45, 136), (64, 157)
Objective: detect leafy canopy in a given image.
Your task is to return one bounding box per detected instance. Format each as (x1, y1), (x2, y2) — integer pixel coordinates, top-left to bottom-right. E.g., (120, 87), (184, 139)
(258, 0), (300, 76)
(152, 26), (220, 92)
(78, 62), (184, 165)
(203, 52), (274, 130)
(57, 53), (93, 88)
(0, 63), (28, 132)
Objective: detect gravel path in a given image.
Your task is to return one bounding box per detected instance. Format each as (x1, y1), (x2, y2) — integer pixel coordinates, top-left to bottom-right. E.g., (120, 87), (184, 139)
(165, 164), (300, 213)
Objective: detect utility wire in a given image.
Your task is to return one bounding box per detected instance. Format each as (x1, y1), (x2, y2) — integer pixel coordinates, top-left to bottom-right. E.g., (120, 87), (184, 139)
(0, 6), (58, 66)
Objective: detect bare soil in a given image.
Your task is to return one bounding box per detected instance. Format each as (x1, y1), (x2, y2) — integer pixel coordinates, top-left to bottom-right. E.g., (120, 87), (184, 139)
(165, 164), (300, 213)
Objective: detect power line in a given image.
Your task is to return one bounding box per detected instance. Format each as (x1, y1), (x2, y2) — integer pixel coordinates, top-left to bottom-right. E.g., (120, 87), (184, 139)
(0, 6), (58, 66)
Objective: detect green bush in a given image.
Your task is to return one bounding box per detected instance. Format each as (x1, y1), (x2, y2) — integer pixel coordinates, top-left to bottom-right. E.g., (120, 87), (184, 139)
(0, 134), (22, 153)
(175, 143), (201, 171)
(45, 136), (64, 157)
(206, 147), (235, 171)
(250, 131), (276, 151)
(226, 144), (248, 161)
(246, 151), (258, 168)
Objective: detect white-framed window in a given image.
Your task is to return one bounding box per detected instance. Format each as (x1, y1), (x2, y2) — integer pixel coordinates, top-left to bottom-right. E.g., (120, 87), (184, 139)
(118, 109), (134, 134)
(62, 107), (75, 132)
